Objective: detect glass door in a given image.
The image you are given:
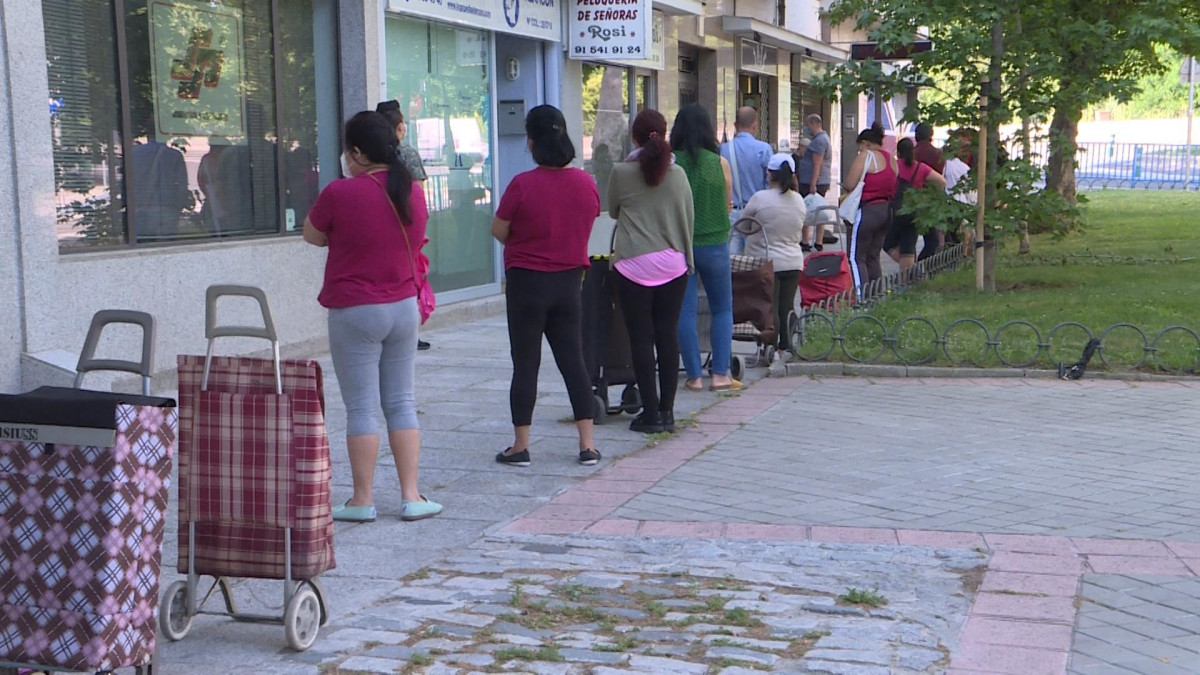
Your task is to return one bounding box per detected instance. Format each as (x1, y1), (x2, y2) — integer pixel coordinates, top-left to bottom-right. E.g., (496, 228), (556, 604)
(386, 17), (495, 293)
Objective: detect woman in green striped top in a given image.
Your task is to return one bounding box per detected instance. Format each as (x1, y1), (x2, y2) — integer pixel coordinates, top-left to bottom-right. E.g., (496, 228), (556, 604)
(670, 104), (741, 392)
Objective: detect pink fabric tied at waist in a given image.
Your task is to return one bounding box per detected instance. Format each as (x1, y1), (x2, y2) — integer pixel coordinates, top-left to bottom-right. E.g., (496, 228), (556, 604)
(614, 249), (688, 287)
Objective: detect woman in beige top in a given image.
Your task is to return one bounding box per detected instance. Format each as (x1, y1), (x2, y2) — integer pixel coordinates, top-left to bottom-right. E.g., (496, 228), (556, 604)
(607, 109), (695, 434)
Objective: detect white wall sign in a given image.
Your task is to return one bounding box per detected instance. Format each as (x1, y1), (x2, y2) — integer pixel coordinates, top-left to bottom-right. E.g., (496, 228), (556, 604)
(568, 0), (649, 61)
(387, 0), (560, 42)
(149, 0), (245, 138)
(626, 11), (665, 70)
(456, 30), (487, 65)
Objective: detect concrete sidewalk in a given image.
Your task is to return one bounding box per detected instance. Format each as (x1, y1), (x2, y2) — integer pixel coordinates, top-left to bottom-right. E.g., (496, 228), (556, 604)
(153, 314), (769, 672)
(147, 313), (1200, 675)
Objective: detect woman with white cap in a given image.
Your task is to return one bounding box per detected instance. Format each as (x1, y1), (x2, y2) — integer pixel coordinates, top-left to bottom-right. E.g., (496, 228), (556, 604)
(740, 152), (807, 357)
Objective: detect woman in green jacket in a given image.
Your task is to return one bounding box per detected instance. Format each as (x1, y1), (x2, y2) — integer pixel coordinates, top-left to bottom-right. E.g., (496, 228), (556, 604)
(670, 104), (740, 391)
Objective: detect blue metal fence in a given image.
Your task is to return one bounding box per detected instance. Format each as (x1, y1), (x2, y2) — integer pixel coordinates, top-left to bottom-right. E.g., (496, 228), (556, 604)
(1007, 141), (1199, 190)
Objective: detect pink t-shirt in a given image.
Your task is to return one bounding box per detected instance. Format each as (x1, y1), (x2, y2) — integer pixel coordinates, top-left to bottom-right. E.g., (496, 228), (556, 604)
(898, 160), (933, 189)
(496, 167), (599, 272)
(614, 250), (688, 287)
(308, 172), (429, 309)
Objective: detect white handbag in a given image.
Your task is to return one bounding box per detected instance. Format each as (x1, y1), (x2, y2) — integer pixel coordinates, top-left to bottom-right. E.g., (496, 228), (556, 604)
(838, 151), (879, 223)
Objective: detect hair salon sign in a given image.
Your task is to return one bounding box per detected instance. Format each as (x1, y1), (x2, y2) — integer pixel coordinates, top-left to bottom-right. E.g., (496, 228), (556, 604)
(569, 0), (649, 60)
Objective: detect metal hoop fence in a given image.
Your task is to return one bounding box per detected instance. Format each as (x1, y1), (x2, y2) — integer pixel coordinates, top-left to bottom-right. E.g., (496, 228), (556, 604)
(790, 314), (1200, 374)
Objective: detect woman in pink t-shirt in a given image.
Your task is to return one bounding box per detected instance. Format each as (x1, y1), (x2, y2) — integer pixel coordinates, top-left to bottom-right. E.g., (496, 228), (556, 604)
(885, 137), (947, 273)
(303, 111), (442, 523)
(492, 105), (601, 468)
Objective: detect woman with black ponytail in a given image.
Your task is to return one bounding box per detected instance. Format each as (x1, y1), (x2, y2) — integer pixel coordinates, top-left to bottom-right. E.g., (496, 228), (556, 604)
(607, 109), (694, 434)
(303, 111), (442, 523)
(492, 105), (602, 468)
(741, 153), (807, 357)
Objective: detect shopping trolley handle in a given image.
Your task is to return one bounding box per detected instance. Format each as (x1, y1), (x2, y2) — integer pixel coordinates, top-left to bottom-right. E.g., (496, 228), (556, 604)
(75, 310), (155, 395)
(733, 215), (763, 236)
(205, 285), (278, 343)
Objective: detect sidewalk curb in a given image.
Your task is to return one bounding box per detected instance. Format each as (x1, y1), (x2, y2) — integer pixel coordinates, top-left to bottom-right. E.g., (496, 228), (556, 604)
(776, 362), (1198, 383)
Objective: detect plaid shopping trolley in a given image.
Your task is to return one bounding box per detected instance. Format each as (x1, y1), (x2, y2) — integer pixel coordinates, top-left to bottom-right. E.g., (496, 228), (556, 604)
(162, 285), (333, 652)
(0, 310), (174, 675)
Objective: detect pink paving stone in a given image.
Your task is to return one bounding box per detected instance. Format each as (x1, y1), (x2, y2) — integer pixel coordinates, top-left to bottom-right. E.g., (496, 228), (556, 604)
(574, 479), (657, 494)
(984, 533), (1077, 555)
(980, 571), (1080, 597)
(723, 523), (809, 541)
(611, 456), (687, 471)
(1071, 538), (1172, 556)
(526, 504), (606, 521)
(595, 467), (672, 482)
(988, 552), (1082, 576)
(1086, 555), (1193, 576)
(896, 529), (986, 549)
(959, 617), (1074, 650)
(639, 520), (726, 538)
(1166, 541), (1200, 558)
(950, 644), (1069, 675)
(584, 519), (641, 536)
(549, 491), (633, 508)
(971, 593), (1078, 624)
(810, 526), (899, 545)
(502, 519), (589, 535)
(1183, 559), (1200, 576)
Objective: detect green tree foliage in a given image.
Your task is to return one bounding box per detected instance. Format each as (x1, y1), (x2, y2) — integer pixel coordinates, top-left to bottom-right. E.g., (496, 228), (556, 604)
(815, 0), (1199, 287)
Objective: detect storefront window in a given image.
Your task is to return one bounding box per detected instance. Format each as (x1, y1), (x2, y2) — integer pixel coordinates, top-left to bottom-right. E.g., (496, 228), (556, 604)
(582, 64), (630, 213)
(45, 0), (338, 251)
(386, 17), (494, 293)
(790, 82), (829, 150)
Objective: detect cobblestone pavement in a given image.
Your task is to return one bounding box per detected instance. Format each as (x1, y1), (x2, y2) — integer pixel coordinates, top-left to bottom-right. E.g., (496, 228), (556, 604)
(130, 316), (1200, 674)
(296, 535), (983, 675)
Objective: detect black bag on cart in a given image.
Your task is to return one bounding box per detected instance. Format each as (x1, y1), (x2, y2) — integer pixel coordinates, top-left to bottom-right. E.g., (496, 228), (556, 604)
(580, 256), (641, 422)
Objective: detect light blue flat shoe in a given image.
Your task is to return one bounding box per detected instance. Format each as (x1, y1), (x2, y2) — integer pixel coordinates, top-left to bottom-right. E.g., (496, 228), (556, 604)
(401, 496), (443, 521)
(332, 501), (377, 522)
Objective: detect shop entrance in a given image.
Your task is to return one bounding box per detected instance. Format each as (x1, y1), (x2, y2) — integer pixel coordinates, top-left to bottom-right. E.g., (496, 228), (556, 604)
(738, 73), (775, 146)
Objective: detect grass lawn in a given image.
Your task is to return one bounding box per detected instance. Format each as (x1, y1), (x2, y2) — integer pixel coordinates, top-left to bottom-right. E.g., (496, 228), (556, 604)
(804, 190), (1200, 372)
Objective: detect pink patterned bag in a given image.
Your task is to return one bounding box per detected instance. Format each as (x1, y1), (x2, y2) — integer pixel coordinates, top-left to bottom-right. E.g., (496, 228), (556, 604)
(0, 390), (176, 672)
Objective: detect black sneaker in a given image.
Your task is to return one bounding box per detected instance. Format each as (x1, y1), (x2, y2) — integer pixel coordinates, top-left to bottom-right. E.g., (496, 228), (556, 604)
(578, 449), (601, 466)
(660, 411), (676, 433)
(823, 232), (839, 245)
(418, 340), (431, 351)
(495, 447), (531, 467)
(630, 413), (665, 434)
(801, 242), (813, 253)
(814, 243), (824, 252)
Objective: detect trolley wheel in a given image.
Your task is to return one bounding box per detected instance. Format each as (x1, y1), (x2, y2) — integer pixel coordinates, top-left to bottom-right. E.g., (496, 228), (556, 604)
(593, 394), (608, 424)
(730, 356), (745, 380)
(285, 584), (322, 651)
(620, 385), (641, 414)
(159, 580), (193, 642)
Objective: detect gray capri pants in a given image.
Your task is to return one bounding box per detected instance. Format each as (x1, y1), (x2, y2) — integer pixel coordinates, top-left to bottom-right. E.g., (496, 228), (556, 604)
(327, 297), (420, 436)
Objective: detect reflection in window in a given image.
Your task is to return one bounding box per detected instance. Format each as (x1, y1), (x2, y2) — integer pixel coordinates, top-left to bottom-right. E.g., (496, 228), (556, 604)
(582, 64), (630, 213)
(45, 0), (338, 250)
(386, 17), (494, 293)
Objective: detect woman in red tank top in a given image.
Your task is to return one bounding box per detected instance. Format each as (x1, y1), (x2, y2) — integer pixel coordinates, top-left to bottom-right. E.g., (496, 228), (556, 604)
(842, 123), (898, 289)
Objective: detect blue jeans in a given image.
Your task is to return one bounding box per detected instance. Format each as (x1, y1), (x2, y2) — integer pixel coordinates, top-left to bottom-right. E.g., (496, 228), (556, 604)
(679, 243), (734, 379)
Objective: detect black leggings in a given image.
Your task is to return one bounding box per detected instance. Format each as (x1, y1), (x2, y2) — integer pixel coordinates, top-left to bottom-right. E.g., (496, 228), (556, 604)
(506, 267), (594, 426)
(615, 272), (688, 417)
(850, 201), (892, 287)
(773, 270), (801, 351)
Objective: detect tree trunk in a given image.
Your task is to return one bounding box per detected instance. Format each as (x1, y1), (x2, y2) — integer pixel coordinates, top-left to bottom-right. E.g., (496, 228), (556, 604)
(981, 18), (1004, 292)
(1046, 104), (1082, 205)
